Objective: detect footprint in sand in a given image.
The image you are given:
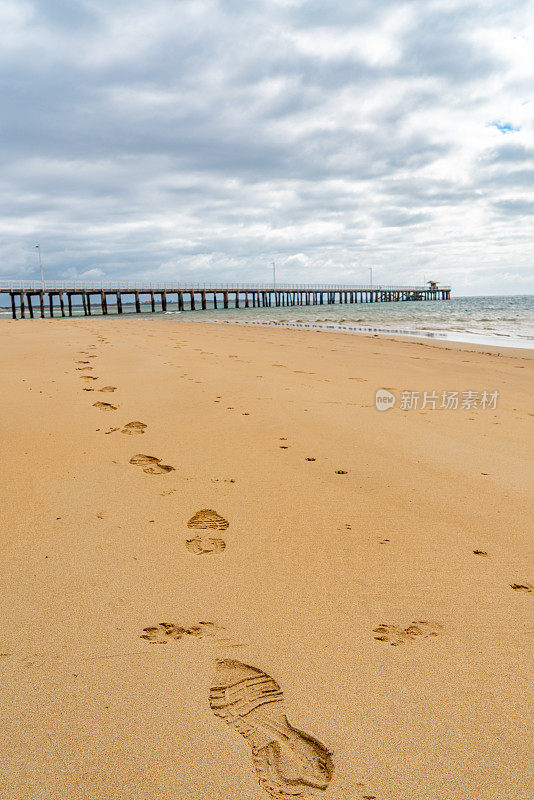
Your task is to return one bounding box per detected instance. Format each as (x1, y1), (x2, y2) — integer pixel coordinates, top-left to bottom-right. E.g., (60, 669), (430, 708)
(510, 583), (533, 593)
(99, 386), (117, 393)
(121, 421), (147, 435)
(140, 621), (219, 643)
(187, 509), (229, 531)
(81, 375), (98, 381)
(186, 537), (226, 555)
(76, 360), (90, 364)
(93, 401), (118, 411)
(351, 781), (377, 799)
(76, 366), (93, 371)
(373, 621), (442, 646)
(186, 509), (229, 555)
(210, 659), (334, 799)
(129, 454), (175, 474)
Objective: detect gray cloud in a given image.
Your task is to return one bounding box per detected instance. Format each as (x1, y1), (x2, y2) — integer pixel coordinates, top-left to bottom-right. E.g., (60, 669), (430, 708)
(482, 143), (534, 164)
(493, 198), (534, 215)
(0, 0), (533, 291)
(378, 209), (433, 227)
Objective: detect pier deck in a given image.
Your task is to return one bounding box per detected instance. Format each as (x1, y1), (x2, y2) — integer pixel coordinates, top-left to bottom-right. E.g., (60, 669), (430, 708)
(1, 282), (451, 319)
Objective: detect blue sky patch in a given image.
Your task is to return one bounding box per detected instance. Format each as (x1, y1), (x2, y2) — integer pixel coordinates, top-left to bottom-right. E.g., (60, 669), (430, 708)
(488, 120), (521, 134)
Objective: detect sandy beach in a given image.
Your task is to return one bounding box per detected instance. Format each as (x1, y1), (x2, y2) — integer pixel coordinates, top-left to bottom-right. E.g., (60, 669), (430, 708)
(1, 317), (532, 800)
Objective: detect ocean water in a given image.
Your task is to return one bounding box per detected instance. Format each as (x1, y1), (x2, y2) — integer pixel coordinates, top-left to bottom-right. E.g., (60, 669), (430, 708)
(2, 294), (533, 349)
(180, 294), (534, 349)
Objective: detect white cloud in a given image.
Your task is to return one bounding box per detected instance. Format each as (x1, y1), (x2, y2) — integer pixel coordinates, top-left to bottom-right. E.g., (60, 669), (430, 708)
(0, 0), (532, 293)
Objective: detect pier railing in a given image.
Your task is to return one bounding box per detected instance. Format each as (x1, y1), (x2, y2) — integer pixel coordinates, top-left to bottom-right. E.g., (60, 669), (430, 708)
(2, 279), (451, 318)
(0, 280), (449, 292)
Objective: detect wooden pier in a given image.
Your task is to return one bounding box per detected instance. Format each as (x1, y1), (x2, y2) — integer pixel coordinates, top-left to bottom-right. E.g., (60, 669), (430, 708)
(1, 282), (451, 319)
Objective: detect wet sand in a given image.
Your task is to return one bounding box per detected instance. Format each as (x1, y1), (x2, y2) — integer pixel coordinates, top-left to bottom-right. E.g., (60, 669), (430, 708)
(1, 317), (532, 800)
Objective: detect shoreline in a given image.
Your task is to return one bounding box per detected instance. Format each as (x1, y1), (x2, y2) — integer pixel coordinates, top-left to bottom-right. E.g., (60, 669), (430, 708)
(3, 312), (534, 352)
(197, 317), (534, 352)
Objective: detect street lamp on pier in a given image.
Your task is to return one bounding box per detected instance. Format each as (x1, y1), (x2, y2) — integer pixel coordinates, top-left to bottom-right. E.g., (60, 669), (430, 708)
(35, 244), (44, 289)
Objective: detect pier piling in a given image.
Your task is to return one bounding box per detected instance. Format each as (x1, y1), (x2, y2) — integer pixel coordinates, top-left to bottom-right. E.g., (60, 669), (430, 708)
(2, 282), (451, 319)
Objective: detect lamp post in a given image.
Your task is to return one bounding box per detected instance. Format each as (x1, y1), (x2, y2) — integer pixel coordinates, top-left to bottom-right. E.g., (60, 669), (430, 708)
(35, 244), (44, 289)
(271, 260), (276, 289)
(369, 267), (373, 288)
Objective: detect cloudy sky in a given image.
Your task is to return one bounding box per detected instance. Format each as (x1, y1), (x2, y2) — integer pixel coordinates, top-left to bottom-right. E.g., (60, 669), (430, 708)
(1, 0), (533, 294)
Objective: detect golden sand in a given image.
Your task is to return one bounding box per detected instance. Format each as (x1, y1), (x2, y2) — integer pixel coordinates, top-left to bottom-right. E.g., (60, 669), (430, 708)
(0, 318), (532, 799)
